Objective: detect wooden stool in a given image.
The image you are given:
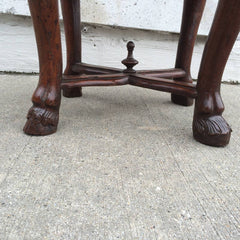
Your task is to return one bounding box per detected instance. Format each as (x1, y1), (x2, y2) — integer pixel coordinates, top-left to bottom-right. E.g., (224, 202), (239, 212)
(24, 0), (240, 147)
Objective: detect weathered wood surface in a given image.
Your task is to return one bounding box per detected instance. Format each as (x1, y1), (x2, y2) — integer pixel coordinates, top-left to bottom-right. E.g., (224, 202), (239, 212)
(0, 14), (239, 83)
(0, 0), (220, 35)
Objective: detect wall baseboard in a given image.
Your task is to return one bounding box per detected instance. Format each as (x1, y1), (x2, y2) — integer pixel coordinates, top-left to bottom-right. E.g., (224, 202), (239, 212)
(0, 14), (239, 83)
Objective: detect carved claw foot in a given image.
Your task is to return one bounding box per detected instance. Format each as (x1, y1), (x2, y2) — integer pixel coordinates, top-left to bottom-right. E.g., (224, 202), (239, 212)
(23, 106), (59, 136)
(193, 91), (232, 146)
(193, 115), (232, 147)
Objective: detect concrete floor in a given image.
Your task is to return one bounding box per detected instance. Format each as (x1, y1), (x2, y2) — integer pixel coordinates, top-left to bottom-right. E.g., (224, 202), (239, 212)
(0, 74), (240, 240)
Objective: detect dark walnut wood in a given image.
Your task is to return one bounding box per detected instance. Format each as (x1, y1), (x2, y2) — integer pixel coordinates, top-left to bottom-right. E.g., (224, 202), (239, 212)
(24, 0), (240, 147)
(193, 0), (240, 147)
(24, 0), (62, 136)
(122, 41), (139, 73)
(61, 0), (82, 98)
(172, 0), (206, 106)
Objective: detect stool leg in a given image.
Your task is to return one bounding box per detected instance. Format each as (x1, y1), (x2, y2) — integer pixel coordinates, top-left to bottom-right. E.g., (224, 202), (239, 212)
(193, 0), (240, 147)
(172, 0), (206, 106)
(61, 0), (82, 98)
(24, 0), (62, 136)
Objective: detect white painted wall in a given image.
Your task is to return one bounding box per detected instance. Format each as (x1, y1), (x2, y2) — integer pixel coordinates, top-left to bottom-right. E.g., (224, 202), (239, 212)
(0, 0), (218, 35)
(0, 1), (239, 82)
(0, 14), (239, 83)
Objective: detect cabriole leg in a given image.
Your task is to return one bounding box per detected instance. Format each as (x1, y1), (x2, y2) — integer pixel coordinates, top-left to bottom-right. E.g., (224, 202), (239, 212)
(193, 0), (240, 147)
(61, 0), (82, 98)
(172, 0), (206, 106)
(24, 0), (62, 136)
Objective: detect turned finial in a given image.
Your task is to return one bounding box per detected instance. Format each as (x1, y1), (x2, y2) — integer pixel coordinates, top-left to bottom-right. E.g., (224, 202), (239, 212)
(122, 41), (139, 73)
